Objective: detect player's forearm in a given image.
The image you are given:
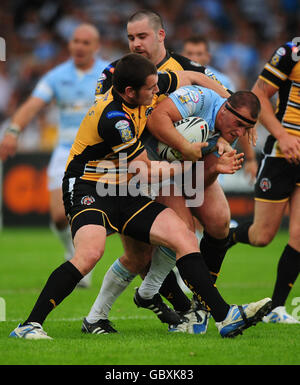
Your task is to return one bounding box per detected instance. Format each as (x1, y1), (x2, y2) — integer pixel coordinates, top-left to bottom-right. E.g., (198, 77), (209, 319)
(147, 110), (190, 154)
(135, 161), (183, 184)
(238, 135), (256, 160)
(203, 157), (219, 187)
(10, 97), (46, 131)
(179, 71), (230, 98)
(252, 84), (286, 140)
(129, 151), (184, 184)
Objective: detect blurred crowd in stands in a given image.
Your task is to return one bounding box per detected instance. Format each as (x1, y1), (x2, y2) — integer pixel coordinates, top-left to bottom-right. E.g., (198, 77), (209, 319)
(0, 0), (299, 152)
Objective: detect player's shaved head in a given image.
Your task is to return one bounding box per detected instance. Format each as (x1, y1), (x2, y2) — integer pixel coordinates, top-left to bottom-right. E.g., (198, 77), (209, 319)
(72, 23), (100, 42)
(69, 23), (100, 69)
(128, 10), (164, 32)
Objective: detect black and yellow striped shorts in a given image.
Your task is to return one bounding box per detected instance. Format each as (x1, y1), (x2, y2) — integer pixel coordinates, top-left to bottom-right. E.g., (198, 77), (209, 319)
(62, 177), (166, 243)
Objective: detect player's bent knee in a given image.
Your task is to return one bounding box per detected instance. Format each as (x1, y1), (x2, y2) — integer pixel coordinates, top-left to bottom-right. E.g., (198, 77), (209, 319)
(251, 231), (274, 247)
(201, 211), (230, 238)
(120, 253), (151, 274)
(172, 228), (199, 256)
(74, 245), (104, 273)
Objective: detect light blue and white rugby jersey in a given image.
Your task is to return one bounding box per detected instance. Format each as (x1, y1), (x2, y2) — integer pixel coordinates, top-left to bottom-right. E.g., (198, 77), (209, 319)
(207, 66), (236, 92)
(169, 85), (235, 156)
(32, 57), (109, 147)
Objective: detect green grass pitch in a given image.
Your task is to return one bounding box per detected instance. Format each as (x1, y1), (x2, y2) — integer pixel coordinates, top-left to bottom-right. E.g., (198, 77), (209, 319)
(0, 227), (299, 365)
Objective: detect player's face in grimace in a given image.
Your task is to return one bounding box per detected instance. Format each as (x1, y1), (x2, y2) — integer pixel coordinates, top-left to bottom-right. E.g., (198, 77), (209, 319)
(217, 104), (253, 143)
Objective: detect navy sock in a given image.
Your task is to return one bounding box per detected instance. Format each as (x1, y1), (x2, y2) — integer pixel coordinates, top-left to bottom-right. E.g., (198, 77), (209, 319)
(232, 221), (252, 244)
(176, 252), (230, 322)
(159, 270), (191, 312)
(201, 231), (231, 284)
(271, 244), (300, 309)
(24, 261), (83, 325)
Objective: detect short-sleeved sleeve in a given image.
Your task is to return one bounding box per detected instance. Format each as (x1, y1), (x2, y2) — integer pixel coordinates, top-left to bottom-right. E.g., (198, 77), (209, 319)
(98, 109), (144, 160)
(168, 86), (213, 118)
(32, 70), (56, 103)
(259, 43), (298, 89)
(157, 71), (178, 96)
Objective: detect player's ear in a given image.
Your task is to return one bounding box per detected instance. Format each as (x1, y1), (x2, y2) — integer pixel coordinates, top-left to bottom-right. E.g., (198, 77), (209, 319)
(158, 28), (165, 43)
(125, 86), (136, 99)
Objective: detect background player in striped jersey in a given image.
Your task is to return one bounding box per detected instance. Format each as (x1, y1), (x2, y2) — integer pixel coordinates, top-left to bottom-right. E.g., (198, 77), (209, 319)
(0, 24), (108, 288)
(228, 41), (300, 323)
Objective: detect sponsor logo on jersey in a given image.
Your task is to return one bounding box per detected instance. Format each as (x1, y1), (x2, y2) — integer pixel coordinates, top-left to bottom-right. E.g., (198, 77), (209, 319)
(98, 73), (107, 82)
(81, 195), (95, 206)
(276, 47), (286, 56)
(115, 120), (133, 142)
(260, 178), (272, 192)
(107, 111), (130, 119)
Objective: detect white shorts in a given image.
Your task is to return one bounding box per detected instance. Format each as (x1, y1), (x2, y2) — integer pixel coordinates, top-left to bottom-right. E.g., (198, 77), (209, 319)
(47, 145), (71, 191)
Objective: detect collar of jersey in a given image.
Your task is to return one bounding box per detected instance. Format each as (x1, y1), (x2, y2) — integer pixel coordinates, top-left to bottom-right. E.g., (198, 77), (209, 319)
(156, 50), (171, 69)
(112, 87), (139, 108)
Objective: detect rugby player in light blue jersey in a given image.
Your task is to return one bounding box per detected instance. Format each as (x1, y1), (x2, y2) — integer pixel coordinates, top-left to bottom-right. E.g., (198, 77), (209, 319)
(134, 86), (260, 333)
(182, 36), (258, 182)
(0, 24), (109, 287)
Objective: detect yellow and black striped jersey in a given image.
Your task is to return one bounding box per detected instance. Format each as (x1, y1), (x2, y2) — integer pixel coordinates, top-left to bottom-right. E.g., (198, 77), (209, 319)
(65, 71), (178, 185)
(259, 41), (300, 156)
(95, 51), (224, 99)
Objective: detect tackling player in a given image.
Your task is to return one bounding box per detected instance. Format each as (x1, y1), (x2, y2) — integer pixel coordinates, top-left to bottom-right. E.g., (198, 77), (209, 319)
(227, 40), (300, 324)
(0, 24), (108, 288)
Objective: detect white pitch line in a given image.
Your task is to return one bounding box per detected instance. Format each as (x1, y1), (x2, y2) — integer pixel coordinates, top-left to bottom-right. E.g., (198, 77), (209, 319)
(7, 315), (155, 322)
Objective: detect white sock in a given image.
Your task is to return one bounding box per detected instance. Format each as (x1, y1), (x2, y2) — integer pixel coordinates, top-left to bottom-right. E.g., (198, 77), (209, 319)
(138, 246), (176, 299)
(50, 222), (74, 260)
(86, 258), (136, 323)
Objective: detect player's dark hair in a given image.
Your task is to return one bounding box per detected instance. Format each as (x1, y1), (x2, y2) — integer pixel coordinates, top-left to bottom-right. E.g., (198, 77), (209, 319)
(184, 35), (209, 51)
(128, 10), (164, 31)
(113, 53), (157, 94)
(227, 91), (261, 120)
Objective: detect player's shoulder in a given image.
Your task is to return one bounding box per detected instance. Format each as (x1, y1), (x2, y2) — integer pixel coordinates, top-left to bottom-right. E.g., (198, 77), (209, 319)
(98, 90), (130, 120)
(264, 40), (299, 76)
(101, 59), (120, 73)
(94, 57), (110, 70)
(169, 52), (206, 71)
(46, 59), (74, 78)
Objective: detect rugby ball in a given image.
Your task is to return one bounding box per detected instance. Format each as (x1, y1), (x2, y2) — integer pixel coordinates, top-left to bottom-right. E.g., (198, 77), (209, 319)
(157, 117), (209, 161)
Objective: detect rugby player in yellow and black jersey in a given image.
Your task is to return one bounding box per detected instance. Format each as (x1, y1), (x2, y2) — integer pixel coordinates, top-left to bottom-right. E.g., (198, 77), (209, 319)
(227, 41), (300, 323)
(254, 40), (300, 202)
(11, 53), (262, 340)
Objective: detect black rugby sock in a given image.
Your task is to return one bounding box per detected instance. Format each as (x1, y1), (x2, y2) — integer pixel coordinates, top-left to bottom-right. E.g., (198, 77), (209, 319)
(24, 261), (83, 325)
(200, 231), (231, 284)
(232, 221), (252, 244)
(176, 252), (230, 322)
(159, 270), (191, 312)
(271, 244), (300, 309)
